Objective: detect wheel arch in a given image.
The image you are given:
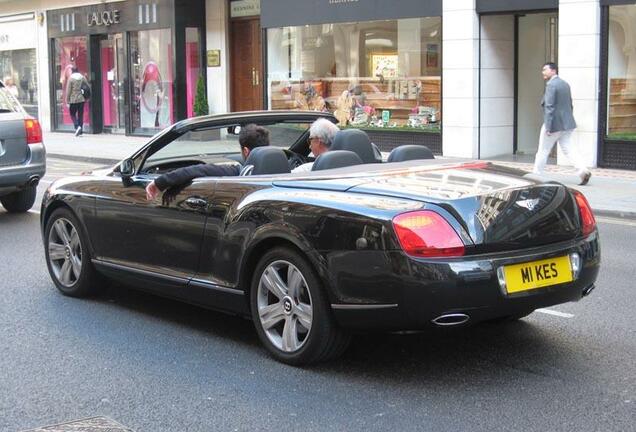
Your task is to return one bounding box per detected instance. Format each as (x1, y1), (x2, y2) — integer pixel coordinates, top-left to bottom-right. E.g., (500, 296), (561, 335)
(239, 233), (332, 312)
(42, 199), (96, 258)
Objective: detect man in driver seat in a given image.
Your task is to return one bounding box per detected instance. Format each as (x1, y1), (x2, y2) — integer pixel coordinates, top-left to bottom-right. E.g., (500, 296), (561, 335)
(145, 124), (270, 201)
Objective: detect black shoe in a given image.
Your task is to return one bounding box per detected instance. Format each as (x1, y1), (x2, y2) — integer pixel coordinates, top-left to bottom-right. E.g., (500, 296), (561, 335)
(579, 171), (591, 186)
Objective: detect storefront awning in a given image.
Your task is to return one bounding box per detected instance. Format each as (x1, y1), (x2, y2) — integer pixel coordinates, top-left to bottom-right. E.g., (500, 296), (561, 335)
(261, 0), (442, 29)
(477, 0), (558, 13)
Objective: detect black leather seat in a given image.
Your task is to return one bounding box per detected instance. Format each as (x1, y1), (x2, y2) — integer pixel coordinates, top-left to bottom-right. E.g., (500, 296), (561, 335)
(240, 147), (291, 175)
(311, 150), (363, 171)
(387, 145), (435, 162)
(331, 129), (379, 163)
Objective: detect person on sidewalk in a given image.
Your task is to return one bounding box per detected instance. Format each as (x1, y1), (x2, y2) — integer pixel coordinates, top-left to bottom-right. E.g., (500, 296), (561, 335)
(145, 124), (270, 201)
(65, 67), (90, 137)
(533, 62), (592, 185)
(292, 118), (340, 173)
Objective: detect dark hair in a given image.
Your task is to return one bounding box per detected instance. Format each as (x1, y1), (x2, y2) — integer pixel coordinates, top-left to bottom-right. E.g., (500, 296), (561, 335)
(239, 124), (270, 151)
(71, 66), (79, 73)
(543, 62), (558, 72)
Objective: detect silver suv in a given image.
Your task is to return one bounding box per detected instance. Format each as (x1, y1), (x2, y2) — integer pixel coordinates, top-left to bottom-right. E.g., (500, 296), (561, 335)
(0, 81), (45, 213)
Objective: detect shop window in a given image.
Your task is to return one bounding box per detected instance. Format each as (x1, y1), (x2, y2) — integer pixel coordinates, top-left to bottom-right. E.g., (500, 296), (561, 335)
(185, 28), (202, 118)
(607, 5), (636, 141)
(0, 49), (38, 118)
(53, 37), (90, 131)
(267, 17), (441, 132)
(130, 28), (174, 134)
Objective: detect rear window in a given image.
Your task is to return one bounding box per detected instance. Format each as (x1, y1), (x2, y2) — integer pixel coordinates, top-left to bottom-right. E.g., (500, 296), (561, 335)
(0, 87), (22, 113)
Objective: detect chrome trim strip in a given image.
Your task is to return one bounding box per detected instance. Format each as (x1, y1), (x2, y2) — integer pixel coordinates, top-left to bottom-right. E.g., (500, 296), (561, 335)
(92, 259), (188, 284)
(331, 303), (398, 310)
(189, 279), (244, 296)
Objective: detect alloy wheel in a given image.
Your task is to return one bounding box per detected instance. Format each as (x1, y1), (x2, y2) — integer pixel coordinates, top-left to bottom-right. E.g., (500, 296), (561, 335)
(47, 218), (82, 287)
(256, 260), (313, 352)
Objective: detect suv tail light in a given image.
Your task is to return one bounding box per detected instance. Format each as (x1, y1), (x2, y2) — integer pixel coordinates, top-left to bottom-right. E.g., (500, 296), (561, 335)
(24, 119), (43, 145)
(573, 190), (596, 237)
(392, 210), (465, 258)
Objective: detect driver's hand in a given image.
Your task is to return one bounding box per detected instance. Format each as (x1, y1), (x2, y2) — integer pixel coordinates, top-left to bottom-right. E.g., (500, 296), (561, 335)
(145, 181), (160, 201)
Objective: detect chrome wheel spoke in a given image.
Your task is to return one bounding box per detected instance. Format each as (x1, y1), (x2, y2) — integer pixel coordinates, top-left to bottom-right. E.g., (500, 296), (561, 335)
(295, 302), (313, 330)
(70, 255), (82, 280)
(281, 316), (298, 352)
(259, 302), (285, 330)
(262, 267), (288, 300)
(287, 266), (303, 299)
(54, 220), (71, 245)
(59, 259), (73, 285)
(48, 242), (66, 261)
(69, 230), (80, 250)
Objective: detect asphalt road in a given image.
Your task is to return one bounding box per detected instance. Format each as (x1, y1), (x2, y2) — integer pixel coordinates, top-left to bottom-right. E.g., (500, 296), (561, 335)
(0, 158), (634, 432)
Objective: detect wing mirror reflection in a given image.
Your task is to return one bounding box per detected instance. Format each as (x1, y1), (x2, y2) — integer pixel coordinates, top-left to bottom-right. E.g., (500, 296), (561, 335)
(119, 158), (135, 178)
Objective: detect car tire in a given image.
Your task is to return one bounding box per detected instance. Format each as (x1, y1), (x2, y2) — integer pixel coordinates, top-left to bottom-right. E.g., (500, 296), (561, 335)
(250, 247), (351, 365)
(0, 186), (36, 213)
(44, 208), (102, 297)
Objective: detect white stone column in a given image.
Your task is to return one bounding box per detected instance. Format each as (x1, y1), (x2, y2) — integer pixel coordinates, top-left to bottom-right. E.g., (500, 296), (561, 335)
(442, 0), (479, 158)
(206, 0), (230, 114)
(479, 15), (514, 158)
(558, 0), (600, 168)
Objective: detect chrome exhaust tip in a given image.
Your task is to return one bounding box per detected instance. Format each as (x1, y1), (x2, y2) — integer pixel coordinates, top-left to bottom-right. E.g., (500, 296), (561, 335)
(431, 313), (470, 326)
(28, 176), (40, 187)
(582, 284), (595, 297)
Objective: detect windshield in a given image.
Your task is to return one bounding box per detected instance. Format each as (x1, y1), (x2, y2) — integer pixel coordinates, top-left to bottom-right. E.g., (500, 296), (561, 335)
(144, 121), (310, 166)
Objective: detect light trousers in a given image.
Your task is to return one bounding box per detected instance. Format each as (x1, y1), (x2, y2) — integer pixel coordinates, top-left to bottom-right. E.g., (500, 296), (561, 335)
(532, 124), (588, 175)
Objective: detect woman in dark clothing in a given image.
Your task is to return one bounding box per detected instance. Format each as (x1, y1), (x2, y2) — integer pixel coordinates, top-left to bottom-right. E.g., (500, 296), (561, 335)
(145, 124), (270, 201)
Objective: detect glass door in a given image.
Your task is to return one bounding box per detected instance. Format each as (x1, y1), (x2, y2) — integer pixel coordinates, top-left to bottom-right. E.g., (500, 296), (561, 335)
(100, 33), (126, 133)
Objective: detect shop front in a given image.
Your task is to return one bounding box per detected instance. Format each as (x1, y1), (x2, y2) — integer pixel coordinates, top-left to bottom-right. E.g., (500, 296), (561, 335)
(0, 12), (39, 118)
(47, 0), (205, 136)
(600, 0), (636, 170)
(261, 0), (442, 153)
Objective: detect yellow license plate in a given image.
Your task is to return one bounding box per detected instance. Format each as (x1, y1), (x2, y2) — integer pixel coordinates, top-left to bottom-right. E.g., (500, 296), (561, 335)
(503, 256), (573, 294)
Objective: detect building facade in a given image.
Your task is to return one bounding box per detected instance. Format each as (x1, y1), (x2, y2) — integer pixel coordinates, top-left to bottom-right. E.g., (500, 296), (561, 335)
(0, 0), (634, 170)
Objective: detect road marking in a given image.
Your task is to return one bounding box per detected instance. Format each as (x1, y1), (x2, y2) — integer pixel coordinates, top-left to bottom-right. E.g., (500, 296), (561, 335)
(28, 209), (40, 215)
(596, 216), (636, 227)
(536, 308), (574, 318)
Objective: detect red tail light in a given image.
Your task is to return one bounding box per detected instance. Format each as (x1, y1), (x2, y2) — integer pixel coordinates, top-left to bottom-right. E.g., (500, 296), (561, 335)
(573, 190), (596, 237)
(24, 119), (43, 145)
(392, 210), (465, 258)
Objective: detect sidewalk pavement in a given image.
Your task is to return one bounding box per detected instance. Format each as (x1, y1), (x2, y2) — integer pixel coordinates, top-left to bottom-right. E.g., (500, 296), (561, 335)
(43, 131), (636, 220)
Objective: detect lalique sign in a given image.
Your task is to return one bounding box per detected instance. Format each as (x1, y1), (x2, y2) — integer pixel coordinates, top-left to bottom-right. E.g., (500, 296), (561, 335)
(87, 10), (121, 27)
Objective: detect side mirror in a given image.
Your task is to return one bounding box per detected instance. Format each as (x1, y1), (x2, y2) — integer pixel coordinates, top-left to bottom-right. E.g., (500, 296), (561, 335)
(119, 158), (135, 178)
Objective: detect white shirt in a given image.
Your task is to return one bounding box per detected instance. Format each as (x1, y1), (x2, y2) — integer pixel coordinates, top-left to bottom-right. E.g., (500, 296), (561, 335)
(292, 162), (314, 173)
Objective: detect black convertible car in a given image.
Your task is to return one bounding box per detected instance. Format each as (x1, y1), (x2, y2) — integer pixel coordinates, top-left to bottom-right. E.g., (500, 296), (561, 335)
(41, 111), (600, 365)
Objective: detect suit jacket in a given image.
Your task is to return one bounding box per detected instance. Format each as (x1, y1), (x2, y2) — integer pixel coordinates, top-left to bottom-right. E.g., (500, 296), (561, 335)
(542, 76), (577, 133)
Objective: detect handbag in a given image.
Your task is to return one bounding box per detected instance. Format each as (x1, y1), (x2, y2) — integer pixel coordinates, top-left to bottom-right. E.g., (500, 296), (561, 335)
(80, 80), (92, 99)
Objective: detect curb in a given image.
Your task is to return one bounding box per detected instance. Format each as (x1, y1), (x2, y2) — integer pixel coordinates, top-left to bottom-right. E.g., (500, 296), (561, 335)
(592, 209), (636, 221)
(47, 153), (119, 166)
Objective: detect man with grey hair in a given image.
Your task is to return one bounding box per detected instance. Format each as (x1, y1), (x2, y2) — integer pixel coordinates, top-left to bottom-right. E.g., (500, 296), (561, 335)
(292, 118), (340, 173)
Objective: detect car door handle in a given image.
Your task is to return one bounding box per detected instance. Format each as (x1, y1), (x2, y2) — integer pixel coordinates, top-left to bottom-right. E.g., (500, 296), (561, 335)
(184, 197), (208, 209)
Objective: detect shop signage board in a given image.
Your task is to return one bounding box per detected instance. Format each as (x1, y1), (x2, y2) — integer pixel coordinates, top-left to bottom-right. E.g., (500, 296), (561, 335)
(231, 0), (260, 18)
(207, 50), (221, 67)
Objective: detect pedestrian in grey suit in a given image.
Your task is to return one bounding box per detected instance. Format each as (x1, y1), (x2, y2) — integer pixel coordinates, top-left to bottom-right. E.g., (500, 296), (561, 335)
(533, 62), (592, 185)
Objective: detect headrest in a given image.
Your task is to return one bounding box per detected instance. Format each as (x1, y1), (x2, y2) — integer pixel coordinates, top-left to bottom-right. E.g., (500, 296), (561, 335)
(387, 145), (435, 162)
(311, 150), (364, 171)
(331, 129), (378, 163)
(241, 147), (291, 175)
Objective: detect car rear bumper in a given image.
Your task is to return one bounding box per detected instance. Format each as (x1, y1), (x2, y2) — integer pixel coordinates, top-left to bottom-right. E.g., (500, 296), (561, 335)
(329, 232), (600, 331)
(0, 143), (46, 194)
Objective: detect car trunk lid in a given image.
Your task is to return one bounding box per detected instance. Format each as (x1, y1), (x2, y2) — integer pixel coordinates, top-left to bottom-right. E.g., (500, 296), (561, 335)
(0, 112), (29, 167)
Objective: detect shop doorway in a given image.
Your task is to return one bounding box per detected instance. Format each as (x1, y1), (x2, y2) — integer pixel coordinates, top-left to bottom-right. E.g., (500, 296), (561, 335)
(98, 33), (126, 133)
(230, 18), (263, 111)
(515, 12), (558, 156)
